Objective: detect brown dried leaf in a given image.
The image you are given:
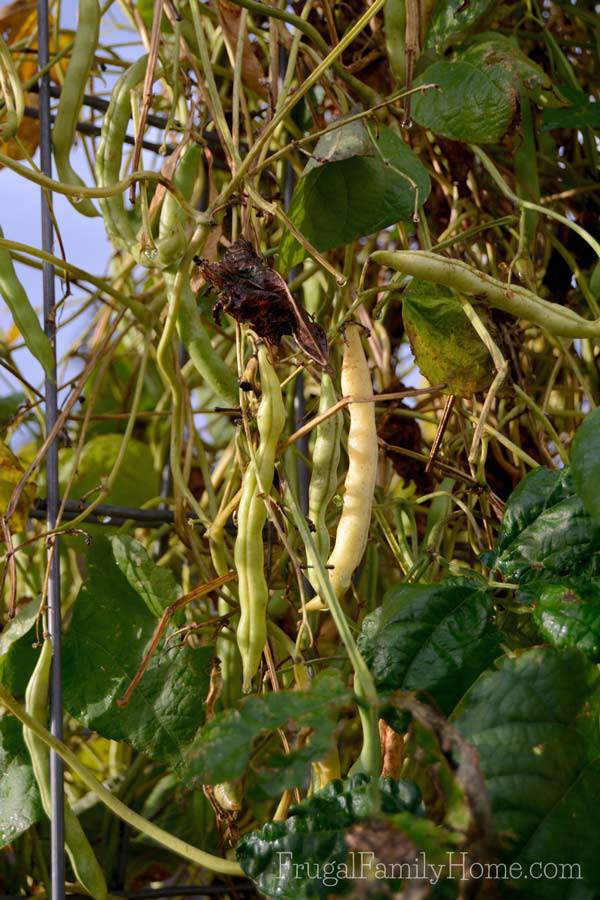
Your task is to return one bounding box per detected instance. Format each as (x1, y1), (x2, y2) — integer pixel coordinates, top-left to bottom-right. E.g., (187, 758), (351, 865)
(0, 0), (38, 41)
(196, 238), (330, 369)
(392, 693), (494, 848)
(214, 0), (266, 98)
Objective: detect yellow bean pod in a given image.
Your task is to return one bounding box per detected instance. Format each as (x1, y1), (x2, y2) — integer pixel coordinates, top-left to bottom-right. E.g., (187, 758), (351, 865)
(326, 324), (378, 600)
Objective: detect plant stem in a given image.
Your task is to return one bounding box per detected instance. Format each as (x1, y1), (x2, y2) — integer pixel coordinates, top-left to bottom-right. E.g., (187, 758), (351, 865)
(283, 478), (381, 776)
(0, 683), (243, 876)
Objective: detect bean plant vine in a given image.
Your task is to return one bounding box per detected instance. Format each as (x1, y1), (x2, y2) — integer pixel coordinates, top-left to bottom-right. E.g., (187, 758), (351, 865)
(1, 0), (600, 897)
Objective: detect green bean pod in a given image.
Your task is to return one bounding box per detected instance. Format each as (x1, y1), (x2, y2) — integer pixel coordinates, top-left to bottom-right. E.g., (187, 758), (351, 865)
(209, 507), (243, 707)
(158, 143), (204, 266)
(23, 640), (108, 900)
(0, 227), (54, 377)
(307, 372), (341, 587)
(384, 0), (407, 85)
(95, 56), (150, 263)
(235, 346), (286, 692)
(372, 249), (600, 338)
(0, 33), (25, 140)
(52, 0), (100, 217)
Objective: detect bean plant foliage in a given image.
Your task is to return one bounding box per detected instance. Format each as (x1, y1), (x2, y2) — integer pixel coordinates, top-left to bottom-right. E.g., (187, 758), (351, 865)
(0, 0), (599, 897)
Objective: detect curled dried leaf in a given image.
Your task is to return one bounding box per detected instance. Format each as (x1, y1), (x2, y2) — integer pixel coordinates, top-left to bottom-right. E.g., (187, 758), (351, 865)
(196, 238), (330, 370)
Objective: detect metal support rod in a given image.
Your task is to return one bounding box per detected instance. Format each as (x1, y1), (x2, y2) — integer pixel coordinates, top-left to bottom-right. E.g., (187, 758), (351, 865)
(23, 105), (173, 155)
(31, 498), (199, 527)
(36, 0), (66, 895)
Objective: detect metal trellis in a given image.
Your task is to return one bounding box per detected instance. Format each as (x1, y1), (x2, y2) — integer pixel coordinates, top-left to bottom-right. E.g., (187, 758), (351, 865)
(36, 0), (66, 897)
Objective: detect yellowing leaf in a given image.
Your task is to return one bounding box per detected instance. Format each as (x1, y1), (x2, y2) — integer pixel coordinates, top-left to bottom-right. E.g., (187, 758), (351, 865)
(0, 1), (70, 162)
(402, 279), (494, 395)
(0, 438), (35, 533)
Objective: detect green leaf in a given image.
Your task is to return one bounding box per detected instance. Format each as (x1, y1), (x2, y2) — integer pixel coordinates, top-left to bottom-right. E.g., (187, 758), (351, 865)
(493, 467), (568, 555)
(59, 433), (160, 512)
(236, 773), (423, 899)
(0, 391), (25, 435)
(424, 0), (496, 53)
(571, 408), (600, 521)
(136, 0), (173, 32)
(401, 279), (493, 395)
(82, 349), (162, 438)
(358, 578), (501, 715)
(185, 670), (351, 796)
(278, 124), (430, 272)
(542, 86), (600, 131)
(0, 598), (38, 659)
(459, 35), (552, 101)
(0, 599), (39, 698)
(490, 467), (600, 583)
(62, 536), (213, 769)
(531, 578), (600, 661)
(111, 535), (180, 617)
(412, 60), (519, 144)
(0, 713), (41, 847)
(453, 647), (600, 898)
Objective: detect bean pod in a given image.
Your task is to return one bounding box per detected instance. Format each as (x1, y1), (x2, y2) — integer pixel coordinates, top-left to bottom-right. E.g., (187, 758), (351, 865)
(384, 0), (407, 85)
(0, 227), (54, 377)
(158, 143), (204, 266)
(307, 372), (342, 589)
(52, 0), (100, 217)
(326, 324), (377, 600)
(372, 249), (600, 338)
(235, 346), (286, 692)
(95, 56), (151, 263)
(0, 33), (24, 140)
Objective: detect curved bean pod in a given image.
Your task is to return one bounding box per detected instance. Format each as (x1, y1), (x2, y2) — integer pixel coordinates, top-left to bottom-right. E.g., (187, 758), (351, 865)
(384, 0), (407, 85)
(0, 227), (54, 377)
(0, 33), (24, 140)
(371, 250), (600, 338)
(158, 143), (204, 266)
(235, 346), (286, 692)
(23, 640), (108, 900)
(52, 0), (100, 217)
(307, 372), (342, 589)
(326, 324), (378, 600)
(95, 56), (151, 263)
